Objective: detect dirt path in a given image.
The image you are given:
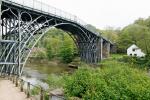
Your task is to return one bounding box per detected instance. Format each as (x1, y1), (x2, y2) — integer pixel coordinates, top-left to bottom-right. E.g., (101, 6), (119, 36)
(0, 79), (30, 100)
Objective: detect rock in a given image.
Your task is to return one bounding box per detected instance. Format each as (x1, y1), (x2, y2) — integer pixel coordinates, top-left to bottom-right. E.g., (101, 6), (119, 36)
(69, 97), (82, 100)
(50, 88), (64, 96)
(68, 64), (78, 69)
(50, 88), (64, 100)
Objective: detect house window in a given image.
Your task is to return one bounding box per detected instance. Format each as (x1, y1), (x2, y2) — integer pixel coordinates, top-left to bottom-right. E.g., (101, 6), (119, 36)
(132, 49), (135, 51)
(134, 54), (137, 57)
(130, 54), (132, 56)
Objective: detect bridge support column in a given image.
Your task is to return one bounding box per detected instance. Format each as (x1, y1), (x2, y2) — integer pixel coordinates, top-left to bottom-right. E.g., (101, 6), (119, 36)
(79, 42), (93, 63)
(107, 42), (111, 57)
(18, 10), (22, 76)
(95, 38), (101, 62)
(102, 41), (111, 58)
(100, 38), (103, 60)
(79, 39), (102, 63)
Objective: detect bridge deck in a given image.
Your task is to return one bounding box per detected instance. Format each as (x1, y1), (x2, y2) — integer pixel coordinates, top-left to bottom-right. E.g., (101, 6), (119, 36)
(0, 79), (30, 100)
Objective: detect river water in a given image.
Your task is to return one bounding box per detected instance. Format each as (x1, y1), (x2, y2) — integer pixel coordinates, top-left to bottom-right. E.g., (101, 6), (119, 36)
(21, 58), (73, 89)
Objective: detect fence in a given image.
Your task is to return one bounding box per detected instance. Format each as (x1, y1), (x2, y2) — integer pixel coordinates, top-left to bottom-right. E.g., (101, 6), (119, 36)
(1, 74), (64, 100)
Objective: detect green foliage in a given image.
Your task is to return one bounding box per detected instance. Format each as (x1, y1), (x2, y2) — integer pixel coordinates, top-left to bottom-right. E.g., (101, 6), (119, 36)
(31, 87), (49, 100)
(120, 55), (137, 64)
(134, 17), (150, 29)
(116, 16), (150, 53)
(46, 44), (53, 60)
(121, 55), (150, 69)
(59, 45), (74, 63)
(35, 28), (77, 62)
(64, 60), (150, 99)
(45, 74), (65, 90)
(99, 27), (120, 43)
(117, 24), (150, 53)
(59, 34), (76, 63)
(31, 87), (41, 95)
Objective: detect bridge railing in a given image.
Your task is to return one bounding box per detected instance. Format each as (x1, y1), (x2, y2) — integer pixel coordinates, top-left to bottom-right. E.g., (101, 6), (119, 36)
(3, 0), (99, 35)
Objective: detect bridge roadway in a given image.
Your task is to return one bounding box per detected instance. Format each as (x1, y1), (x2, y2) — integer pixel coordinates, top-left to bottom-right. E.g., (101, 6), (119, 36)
(0, 79), (30, 100)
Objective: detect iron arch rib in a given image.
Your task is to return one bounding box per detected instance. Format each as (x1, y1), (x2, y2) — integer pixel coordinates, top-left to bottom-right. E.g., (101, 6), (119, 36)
(0, 0), (112, 76)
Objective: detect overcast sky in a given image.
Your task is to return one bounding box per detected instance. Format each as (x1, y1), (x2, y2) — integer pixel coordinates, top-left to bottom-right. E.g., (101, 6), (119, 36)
(38, 0), (150, 29)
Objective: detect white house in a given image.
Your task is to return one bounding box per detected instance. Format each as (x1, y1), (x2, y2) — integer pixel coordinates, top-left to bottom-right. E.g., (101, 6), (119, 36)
(127, 44), (145, 57)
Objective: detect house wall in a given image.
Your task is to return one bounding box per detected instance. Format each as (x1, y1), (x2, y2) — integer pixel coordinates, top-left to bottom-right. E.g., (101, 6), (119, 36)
(127, 46), (145, 57)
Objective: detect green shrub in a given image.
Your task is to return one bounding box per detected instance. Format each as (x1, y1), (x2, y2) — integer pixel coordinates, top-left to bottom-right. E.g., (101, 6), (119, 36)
(119, 55), (136, 63)
(121, 55), (150, 69)
(46, 46), (53, 60)
(59, 44), (74, 63)
(31, 87), (41, 95)
(31, 87), (49, 100)
(64, 61), (150, 99)
(45, 74), (65, 90)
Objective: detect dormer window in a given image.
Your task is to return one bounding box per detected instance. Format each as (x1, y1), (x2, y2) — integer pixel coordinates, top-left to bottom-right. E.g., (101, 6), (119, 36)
(134, 54), (137, 56)
(132, 48), (135, 51)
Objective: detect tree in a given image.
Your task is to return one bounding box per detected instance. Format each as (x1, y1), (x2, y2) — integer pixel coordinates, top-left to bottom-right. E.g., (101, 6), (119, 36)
(117, 24), (150, 53)
(59, 34), (75, 63)
(35, 28), (77, 62)
(99, 27), (120, 43)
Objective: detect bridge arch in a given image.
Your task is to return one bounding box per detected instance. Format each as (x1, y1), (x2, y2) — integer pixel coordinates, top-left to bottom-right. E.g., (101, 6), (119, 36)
(0, 0), (112, 76)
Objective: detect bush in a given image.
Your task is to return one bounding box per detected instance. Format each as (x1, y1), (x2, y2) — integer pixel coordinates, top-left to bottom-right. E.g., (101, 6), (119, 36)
(120, 55), (137, 64)
(121, 55), (150, 69)
(46, 46), (53, 60)
(45, 74), (65, 90)
(64, 61), (150, 99)
(31, 87), (49, 100)
(59, 44), (74, 63)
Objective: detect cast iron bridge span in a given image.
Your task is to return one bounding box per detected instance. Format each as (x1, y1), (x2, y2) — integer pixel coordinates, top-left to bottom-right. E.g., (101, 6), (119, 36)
(0, 0), (112, 76)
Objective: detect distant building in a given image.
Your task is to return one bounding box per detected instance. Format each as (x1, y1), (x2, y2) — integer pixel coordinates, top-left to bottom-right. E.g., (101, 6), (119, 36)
(127, 44), (145, 57)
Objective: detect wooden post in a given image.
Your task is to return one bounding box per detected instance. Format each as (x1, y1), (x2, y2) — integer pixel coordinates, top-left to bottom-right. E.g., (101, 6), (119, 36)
(27, 82), (30, 98)
(13, 75), (15, 83)
(11, 75), (13, 81)
(20, 79), (23, 92)
(9, 75), (11, 81)
(40, 87), (44, 100)
(15, 76), (18, 87)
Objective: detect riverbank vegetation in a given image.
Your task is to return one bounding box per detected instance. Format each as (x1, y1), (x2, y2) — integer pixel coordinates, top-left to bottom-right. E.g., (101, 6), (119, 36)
(120, 55), (150, 70)
(36, 55), (150, 99)
(63, 55), (150, 99)
(28, 54), (150, 99)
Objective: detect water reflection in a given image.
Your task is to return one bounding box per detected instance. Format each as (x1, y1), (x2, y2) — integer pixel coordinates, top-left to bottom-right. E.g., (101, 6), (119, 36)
(22, 59), (72, 89)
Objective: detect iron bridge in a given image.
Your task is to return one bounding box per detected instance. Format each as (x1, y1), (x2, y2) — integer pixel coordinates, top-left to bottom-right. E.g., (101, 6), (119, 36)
(0, 0), (113, 76)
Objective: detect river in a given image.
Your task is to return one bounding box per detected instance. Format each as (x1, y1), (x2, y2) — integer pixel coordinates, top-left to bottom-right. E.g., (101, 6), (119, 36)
(21, 58), (73, 90)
